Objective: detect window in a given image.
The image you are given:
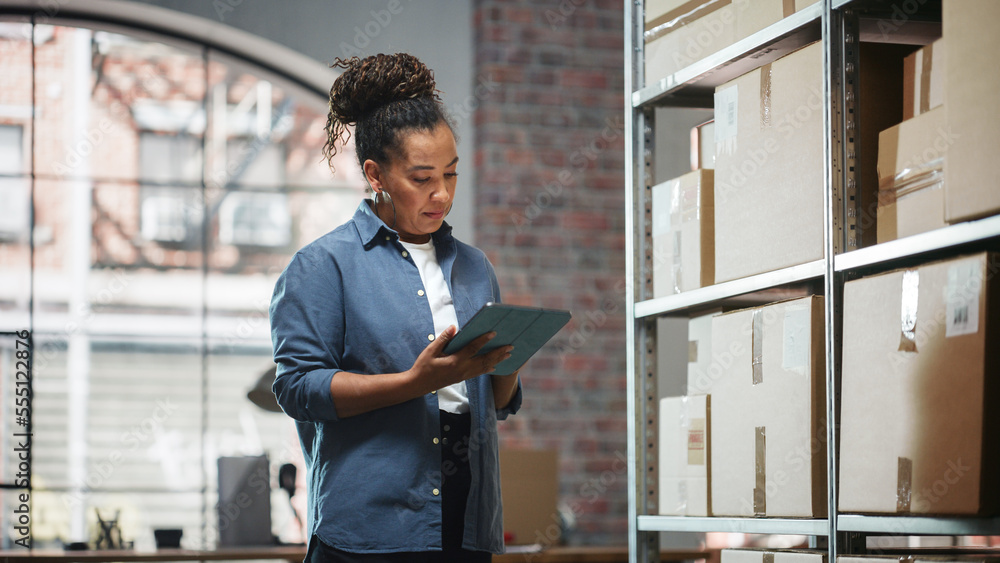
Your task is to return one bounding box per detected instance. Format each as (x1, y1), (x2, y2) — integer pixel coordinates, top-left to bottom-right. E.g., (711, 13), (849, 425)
(0, 19), (365, 550)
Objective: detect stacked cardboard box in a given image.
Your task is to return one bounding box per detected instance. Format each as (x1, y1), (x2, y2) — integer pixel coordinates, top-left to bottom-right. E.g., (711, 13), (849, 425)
(644, 0), (816, 87)
(839, 252), (1000, 515)
(903, 39), (945, 121)
(876, 106), (948, 243)
(713, 42), (825, 282)
(652, 169), (715, 297)
(708, 296), (826, 517)
(944, 0), (1000, 223)
(841, 556), (1000, 563)
(658, 395), (711, 516)
(724, 549), (826, 563)
(499, 449), (559, 545)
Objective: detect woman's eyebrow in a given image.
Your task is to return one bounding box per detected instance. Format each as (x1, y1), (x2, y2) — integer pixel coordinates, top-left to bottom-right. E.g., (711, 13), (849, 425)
(407, 156), (459, 172)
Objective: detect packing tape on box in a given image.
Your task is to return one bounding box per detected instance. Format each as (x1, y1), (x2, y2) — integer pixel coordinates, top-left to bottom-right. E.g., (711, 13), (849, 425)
(644, 0), (731, 42)
(883, 157), (944, 201)
(688, 340), (698, 362)
(920, 44), (933, 114)
(760, 63), (773, 129)
(754, 426), (766, 516)
(782, 0), (796, 17)
(752, 309), (764, 385)
(897, 456), (913, 512)
(763, 553), (776, 563)
(898, 270), (919, 353)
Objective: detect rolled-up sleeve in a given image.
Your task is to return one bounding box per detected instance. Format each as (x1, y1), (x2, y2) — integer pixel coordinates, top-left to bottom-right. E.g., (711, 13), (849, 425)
(270, 250), (343, 422)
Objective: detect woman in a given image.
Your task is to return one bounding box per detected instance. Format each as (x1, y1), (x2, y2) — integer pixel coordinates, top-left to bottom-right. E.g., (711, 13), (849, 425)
(269, 53), (520, 562)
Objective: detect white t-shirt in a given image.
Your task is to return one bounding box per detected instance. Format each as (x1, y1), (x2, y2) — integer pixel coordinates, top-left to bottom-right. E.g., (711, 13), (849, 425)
(399, 239), (469, 414)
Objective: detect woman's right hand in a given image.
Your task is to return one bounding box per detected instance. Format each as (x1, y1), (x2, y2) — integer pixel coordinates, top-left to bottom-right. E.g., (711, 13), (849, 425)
(408, 326), (513, 393)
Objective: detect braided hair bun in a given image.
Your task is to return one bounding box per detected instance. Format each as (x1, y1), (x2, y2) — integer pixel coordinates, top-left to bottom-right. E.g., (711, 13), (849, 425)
(324, 53), (449, 172)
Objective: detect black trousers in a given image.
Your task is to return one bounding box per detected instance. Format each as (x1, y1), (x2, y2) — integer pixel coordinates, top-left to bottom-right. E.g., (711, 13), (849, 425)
(307, 411), (492, 563)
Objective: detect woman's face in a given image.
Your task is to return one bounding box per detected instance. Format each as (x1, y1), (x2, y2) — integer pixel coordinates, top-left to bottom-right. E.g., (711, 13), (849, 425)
(364, 122), (458, 244)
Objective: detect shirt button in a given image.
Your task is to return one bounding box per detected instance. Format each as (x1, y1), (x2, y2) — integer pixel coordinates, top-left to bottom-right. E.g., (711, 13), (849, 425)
(428, 334), (435, 341)
(417, 289), (425, 297)
(432, 488), (440, 496)
(385, 236), (390, 241)
(431, 390), (437, 395)
(443, 425), (451, 432)
(402, 250), (408, 258)
(433, 437), (440, 445)
(442, 437), (449, 445)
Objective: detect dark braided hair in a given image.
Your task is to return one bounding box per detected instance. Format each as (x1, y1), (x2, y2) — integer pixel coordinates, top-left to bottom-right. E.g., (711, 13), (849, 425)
(323, 53), (452, 173)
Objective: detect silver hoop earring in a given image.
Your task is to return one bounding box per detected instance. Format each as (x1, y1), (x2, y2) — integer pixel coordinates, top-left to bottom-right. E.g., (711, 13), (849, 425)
(374, 190), (397, 229)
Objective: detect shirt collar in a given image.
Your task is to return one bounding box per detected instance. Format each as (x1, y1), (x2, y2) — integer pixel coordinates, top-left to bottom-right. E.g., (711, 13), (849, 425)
(352, 199), (455, 249)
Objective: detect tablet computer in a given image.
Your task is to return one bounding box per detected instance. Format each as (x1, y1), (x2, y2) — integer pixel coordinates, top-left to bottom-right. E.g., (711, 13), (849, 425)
(443, 303), (572, 376)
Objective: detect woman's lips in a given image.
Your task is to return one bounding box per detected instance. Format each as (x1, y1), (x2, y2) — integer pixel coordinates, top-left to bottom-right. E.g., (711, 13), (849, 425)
(424, 211), (445, 220)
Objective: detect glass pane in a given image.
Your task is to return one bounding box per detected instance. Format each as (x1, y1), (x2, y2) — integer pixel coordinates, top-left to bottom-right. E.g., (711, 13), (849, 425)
(26, 336), (205, 494)
(34, 26), (205, 184)
(206, 51), (365, 191)
(205, 187), (362, 320)
(33, 180), (205, 333)
(0, 177), (31, 329)
(0, 20), (33, 177)
(0, 332), (33, 486)
(28, 489), (204, 550)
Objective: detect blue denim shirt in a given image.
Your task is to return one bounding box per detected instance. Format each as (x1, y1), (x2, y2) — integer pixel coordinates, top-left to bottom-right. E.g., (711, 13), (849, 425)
(270, 201), (521, 554)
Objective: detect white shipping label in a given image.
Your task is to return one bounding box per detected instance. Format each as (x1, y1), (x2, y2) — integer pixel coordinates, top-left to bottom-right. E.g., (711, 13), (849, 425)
(714, 85), (738, 156)
(945, 261), (982, 337)
(651, 182), (673, 237)
(782, 305), (810, 374)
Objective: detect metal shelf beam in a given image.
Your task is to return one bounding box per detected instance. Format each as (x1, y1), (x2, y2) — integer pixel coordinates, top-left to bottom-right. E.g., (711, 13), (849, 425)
(638, 516), (830, 535)
(838, 515), (1000, 536)
(632, 2), (822, 109)
(834, 214), (1000, 272)
(634, 260), (825, 318)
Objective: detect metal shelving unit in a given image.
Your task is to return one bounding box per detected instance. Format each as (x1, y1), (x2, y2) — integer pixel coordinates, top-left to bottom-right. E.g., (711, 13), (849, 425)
(625, 1), (999, 562)
(638, 517), (831, 536)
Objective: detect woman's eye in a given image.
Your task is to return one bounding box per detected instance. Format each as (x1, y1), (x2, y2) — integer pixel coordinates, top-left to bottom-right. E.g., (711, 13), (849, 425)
(445, 172), (459, 179)
(413, 177), (430, 184)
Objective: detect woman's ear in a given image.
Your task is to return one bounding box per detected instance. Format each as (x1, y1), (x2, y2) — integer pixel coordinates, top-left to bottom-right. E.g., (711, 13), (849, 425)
(363, 159), (383, 192)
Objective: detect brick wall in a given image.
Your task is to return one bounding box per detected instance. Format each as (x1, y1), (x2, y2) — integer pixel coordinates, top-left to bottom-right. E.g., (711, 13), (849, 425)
(472, 0), (627, 546)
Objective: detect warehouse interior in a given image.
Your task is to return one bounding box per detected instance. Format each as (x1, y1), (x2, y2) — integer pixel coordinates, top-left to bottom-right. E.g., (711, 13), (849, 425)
(0, 0), (998, 562)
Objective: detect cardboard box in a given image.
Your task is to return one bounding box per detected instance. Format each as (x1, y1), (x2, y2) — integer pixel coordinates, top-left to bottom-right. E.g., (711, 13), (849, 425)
(644, 0), (816, 87)
(691, 120), (715, 171)
(724, 549), (826, 563)
(841, 557), (1000, 563)
(645, 1), (737, 86)
(687, 310), (719, 395)
(714, 42), (825, 282)
(839, 252), (1000, 515)
(709, 296), (827, 517)
(735, 0), (816, 40)
(903, 39), (945, 121)
(876, 106), (948, 243)
(652, 169), (714, 296)
(659, 395), (711, 516)
(944, 0), (1000, 223)
(499, 449), (559, 545)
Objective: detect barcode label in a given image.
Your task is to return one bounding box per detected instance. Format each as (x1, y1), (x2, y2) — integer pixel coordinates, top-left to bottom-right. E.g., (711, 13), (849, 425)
(714, 85), (738, 153)
(945, 261), (981, 337)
